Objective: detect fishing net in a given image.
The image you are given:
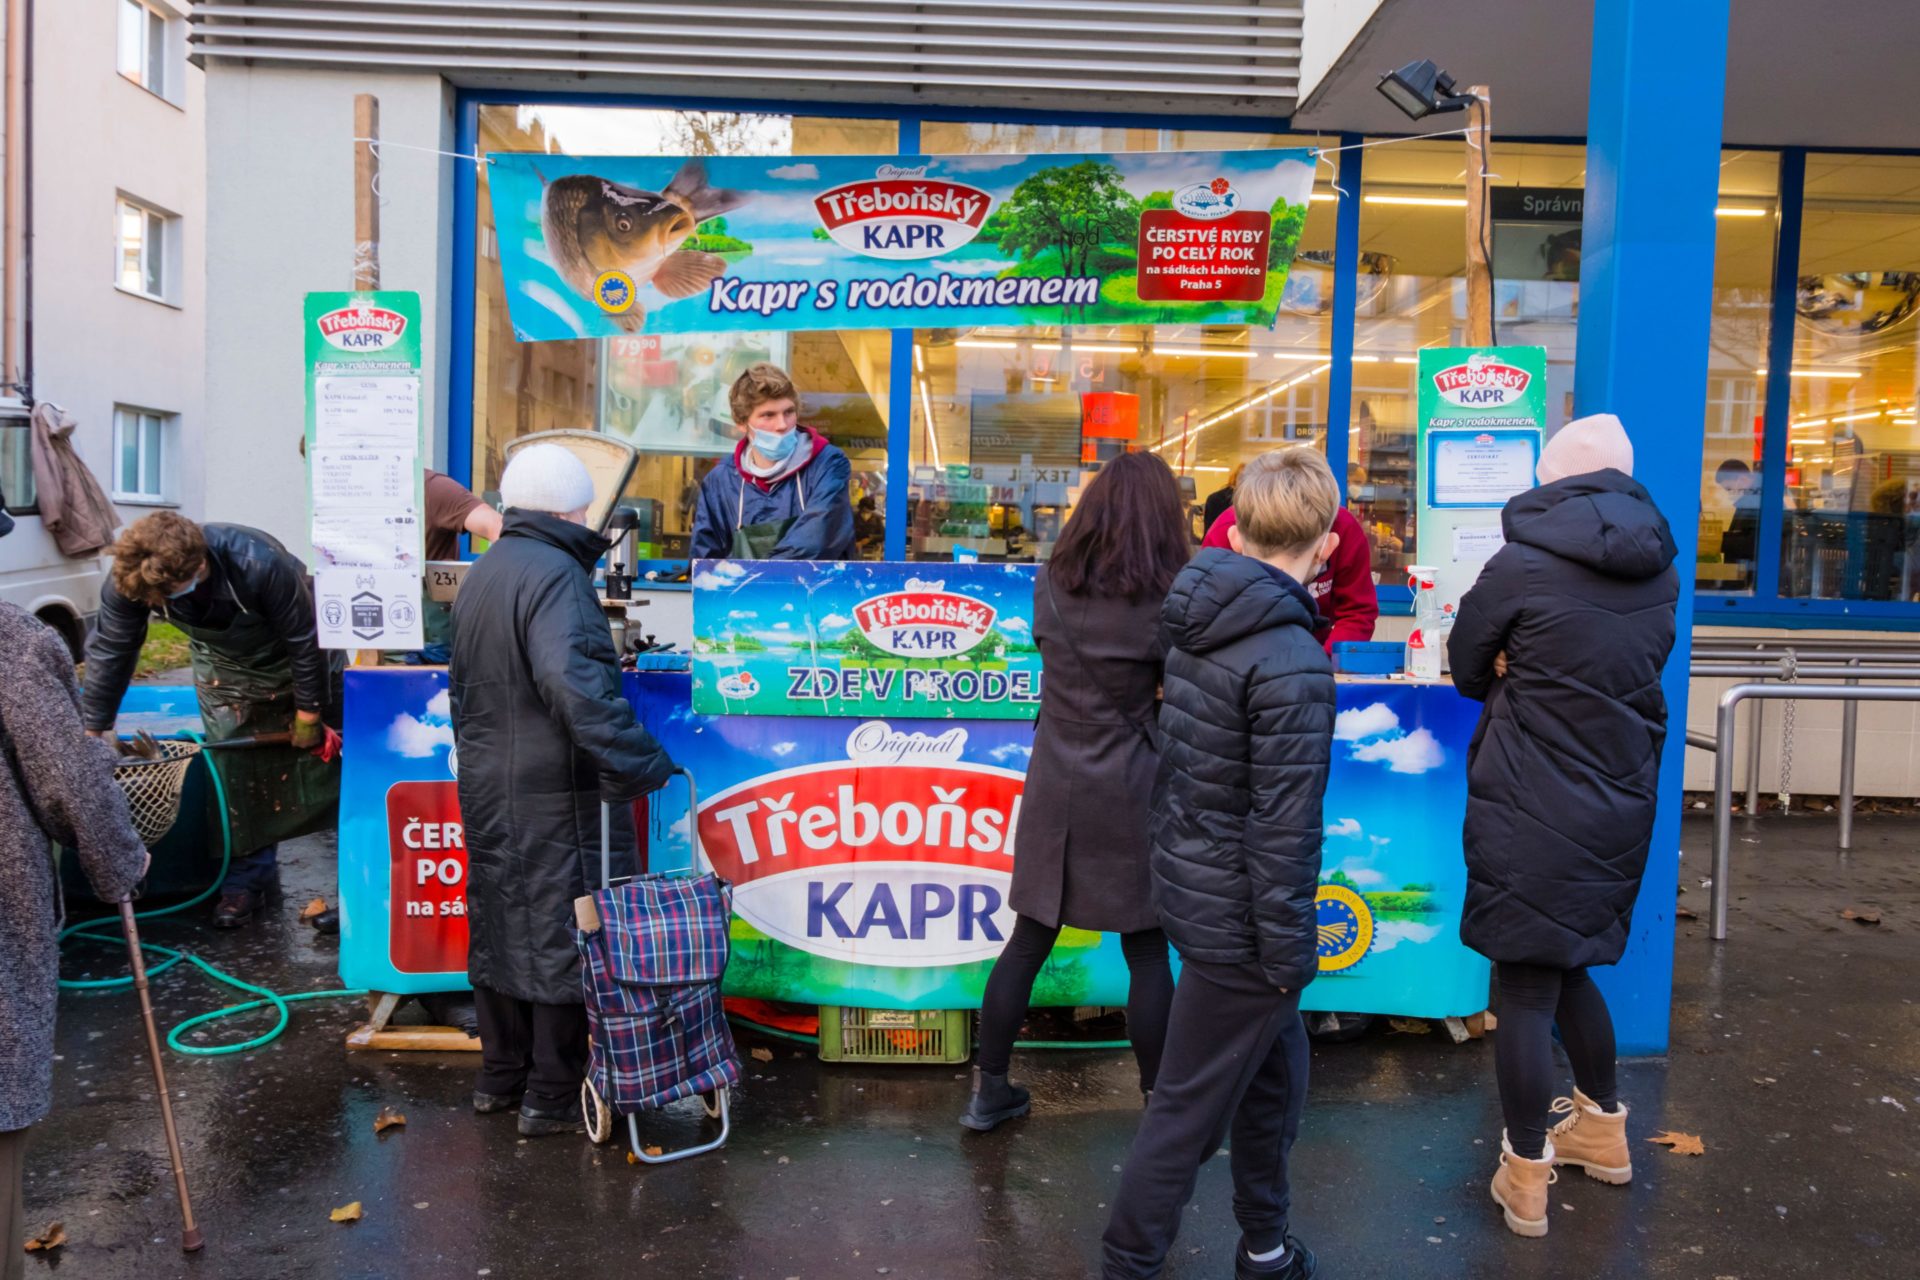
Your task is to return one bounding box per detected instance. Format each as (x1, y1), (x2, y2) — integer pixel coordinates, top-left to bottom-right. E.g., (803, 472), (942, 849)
(111, 741), (203, 845)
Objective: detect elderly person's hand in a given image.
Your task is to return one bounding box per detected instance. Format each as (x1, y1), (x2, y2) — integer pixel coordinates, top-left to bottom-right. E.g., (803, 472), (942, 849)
(1494, 650), (1510, 678)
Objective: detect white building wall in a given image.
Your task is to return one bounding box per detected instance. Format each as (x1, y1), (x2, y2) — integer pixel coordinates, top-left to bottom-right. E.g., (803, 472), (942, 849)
(34, 0), (204, 518)
(202, 65), (454, 562)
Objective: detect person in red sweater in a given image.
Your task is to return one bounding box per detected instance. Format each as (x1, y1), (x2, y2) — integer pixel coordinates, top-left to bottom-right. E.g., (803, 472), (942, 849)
(1203, 504), (1378, 650)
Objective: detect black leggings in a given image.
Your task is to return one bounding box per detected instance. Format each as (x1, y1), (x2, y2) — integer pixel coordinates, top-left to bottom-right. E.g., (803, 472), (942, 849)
(1494, 963), (1620, 1159)
(977, 914), (1174, 1091)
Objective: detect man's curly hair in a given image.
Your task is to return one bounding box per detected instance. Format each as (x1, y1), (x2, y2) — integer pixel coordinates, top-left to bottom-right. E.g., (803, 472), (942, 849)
(109, 512), (208, 607)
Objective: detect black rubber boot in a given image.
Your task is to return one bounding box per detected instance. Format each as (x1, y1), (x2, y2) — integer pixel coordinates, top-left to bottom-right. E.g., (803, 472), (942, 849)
(958, 1068), (1031, 1132)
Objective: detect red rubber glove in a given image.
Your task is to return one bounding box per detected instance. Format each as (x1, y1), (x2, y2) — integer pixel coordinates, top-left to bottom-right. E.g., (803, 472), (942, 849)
(312, 725), (344, 764)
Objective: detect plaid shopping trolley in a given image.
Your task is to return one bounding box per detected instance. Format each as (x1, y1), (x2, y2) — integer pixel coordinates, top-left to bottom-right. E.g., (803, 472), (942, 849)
(575, 768), (741, 1164)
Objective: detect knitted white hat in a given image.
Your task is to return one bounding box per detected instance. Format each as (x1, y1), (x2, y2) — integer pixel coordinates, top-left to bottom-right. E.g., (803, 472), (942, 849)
(500, 443), (595, 515)
(1537, 413), (1634, 484)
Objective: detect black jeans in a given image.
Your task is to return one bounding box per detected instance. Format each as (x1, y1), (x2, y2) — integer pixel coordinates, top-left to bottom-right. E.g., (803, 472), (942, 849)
(1494, 962), (1619, 1158)
(1101, 958), (1309, 1279)
(472, 984), (590, 1114)
(976, 914), (1174, 1090)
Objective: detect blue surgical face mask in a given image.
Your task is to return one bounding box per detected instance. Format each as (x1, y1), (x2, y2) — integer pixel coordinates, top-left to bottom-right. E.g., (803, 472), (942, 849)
(750, 426), (800, 465)
(166, 575), (200, 600)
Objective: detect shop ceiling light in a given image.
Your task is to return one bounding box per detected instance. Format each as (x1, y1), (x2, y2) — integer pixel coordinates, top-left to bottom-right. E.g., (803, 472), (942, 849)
(917, 378), (942, 469)
(1756, 368), (1863, 379)
(1376, 59), (1476, 120)
(955, 339), (1020, 350)
(1714, 206), (1769, 217)
(1155, 346), (1255, 359)
(1391, 356), (1419, 364)
(1364, 194), (1469, 208)
(1829, 409), (1885, 424)
(1310, 192), (1339, 203)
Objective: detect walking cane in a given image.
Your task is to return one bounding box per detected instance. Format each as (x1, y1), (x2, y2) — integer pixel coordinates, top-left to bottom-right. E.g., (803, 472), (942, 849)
(118, 899), (204, 1253)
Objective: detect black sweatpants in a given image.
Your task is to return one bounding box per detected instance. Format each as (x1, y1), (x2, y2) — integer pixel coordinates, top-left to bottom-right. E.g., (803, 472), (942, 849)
(1494, 962), (1619, 1158)
(977, 914), (1174, 1090)
(472, 984), (590, 1114)
(1102, 958), (1309, 1279)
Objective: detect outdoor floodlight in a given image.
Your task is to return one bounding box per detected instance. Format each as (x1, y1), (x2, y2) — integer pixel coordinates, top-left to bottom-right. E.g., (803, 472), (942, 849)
(1376, 59), (1476, 120)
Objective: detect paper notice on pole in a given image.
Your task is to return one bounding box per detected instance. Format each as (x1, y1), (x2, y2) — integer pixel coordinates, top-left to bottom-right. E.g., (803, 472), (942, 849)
(1452, 525), (1506, 563)
(1431, 432), (1538, 507)
(312, 510), (422, 571)
(315, 376), (421, 449)
(314, 568), (423, 650)
(311, 449), (413, 509)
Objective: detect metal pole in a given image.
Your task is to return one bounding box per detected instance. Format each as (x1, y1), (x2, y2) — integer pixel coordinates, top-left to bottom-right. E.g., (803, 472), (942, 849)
(1714, 692), (1739, 940)
(1745, 695), (1764, 816)
(1838, 659), (1859, 851)
(600, 801), (611, 890)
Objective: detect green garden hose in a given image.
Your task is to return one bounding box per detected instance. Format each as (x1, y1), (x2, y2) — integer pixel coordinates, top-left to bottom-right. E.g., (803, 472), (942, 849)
(58, 731), (367, 1056)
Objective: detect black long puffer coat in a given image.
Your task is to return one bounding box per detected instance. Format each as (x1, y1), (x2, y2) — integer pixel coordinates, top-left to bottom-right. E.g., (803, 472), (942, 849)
(1150, 549), (1335, 993)
(450, 510), (676, 1005)
(1448, 469), (1679, 970)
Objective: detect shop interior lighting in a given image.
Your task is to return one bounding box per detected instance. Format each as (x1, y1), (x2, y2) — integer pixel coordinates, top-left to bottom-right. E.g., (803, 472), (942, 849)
(1391, 356), (1419, 364)
(1153, 346), (1256, 359)
(1714, 206), (1769, 217)
(1351, 355), (1382, 363)
(1376, 59), (1476, 120)
(1363, 194), (1470, 208)
(955, 339), (1020, 350)
(917, 378), (941, 469)
(1271, 350), (1329, 360)
(912, 344), (924, 374)
(1755, 368), (1863, 379)
(1310, 192), (1339, 203)
(1828, 409), (1886, 424)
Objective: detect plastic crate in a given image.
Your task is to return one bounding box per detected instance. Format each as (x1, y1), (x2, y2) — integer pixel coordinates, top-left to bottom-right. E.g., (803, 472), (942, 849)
(1332, 640), (1404, 675)
(816, 1006), (972, 1065)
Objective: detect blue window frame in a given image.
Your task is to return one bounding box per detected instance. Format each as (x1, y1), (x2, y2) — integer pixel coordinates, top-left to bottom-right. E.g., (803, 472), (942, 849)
(446, 91), (1920, 630)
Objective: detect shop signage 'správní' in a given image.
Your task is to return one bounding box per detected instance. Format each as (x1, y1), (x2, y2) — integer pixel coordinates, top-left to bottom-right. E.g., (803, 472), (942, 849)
(486, 149), (1316, 340)
(691, 560), (1043, 719)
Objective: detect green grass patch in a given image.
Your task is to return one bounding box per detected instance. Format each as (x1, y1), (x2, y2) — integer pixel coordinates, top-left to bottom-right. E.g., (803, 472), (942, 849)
(135, 622), (192, 679)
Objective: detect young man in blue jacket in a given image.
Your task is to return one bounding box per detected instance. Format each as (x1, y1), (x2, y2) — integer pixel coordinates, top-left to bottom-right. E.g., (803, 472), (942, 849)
(1102, 447), (1342, 1280)
(689, 362), (855, 561)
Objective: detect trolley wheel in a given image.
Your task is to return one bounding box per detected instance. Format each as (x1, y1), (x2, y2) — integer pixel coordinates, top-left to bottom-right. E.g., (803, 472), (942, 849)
(700, 1088), (723, 1120)
(583, 1077), (614, 1146)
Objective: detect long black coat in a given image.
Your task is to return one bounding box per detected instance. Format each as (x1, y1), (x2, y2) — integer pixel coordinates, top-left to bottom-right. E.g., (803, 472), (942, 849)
(1008, 569), (1164, 934)
(1150, 550), (1334, 992)
(1448, 469), (1679, 970)
(450, 511), (675, 1005)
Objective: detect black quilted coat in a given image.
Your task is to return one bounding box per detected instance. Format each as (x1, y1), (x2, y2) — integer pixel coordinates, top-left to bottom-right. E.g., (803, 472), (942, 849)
(1448, 469), (1679, 970)
(1149, 549), (1335, 993)
(450, 510), (675, 1005)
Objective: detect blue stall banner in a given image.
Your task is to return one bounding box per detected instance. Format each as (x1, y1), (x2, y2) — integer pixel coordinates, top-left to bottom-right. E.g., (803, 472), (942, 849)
(486, 149), (1316, 340)
(691, 559), (1042, 720)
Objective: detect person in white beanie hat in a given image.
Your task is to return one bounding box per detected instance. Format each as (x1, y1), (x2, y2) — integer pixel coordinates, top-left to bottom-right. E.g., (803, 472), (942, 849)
(1536, 412), (1634, 485)
(498, 442), (597, 521)
(449, 440), (675, 1136)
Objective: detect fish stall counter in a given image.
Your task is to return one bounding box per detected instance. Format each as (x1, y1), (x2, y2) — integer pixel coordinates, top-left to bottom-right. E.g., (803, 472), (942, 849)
(335, 560), (1490, 1020)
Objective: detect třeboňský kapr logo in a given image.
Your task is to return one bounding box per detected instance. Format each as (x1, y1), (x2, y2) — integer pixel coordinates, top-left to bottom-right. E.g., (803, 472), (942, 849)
(814, 171), (994, 260)
(852, 583), (997, 658)
(1432, 353), (1531, 408)
(317, 305), (408, 351)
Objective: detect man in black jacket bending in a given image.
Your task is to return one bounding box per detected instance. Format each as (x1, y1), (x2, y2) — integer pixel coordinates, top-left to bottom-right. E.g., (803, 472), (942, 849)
(1103, 448), (1341, 1280)
(450, 443), (675, 1137)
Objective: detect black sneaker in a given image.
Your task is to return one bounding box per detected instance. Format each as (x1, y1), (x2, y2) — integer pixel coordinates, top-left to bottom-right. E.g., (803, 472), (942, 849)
(211, 888), (262, 929)
(472, 1090), (523, 1115)
(517, 1104), (586, 1137)
(1236, 1234), (1315, 1279)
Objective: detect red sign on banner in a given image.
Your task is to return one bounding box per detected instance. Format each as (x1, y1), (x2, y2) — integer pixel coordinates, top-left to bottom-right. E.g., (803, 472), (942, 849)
(386, 781), (470, 974)
(1136, 209), (1272, 303)
(1081, 392), (1140, 440)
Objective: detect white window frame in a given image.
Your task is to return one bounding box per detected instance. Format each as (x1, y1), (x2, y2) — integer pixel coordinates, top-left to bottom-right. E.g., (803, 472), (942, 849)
(117, 0), (175, 101)
(116, 195), (177, 304)
(111, 406), (175, 505)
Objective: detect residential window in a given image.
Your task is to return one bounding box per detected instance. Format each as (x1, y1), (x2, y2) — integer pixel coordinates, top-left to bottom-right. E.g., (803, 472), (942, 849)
(117, 0), (170, 98)
(113, 407), (172, 503)
(117, 197), (170, 301)
(0, 420), (34, 513)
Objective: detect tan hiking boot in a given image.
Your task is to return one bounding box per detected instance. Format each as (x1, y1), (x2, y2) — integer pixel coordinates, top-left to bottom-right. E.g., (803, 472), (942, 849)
(1490, 1138), (1557, 1238)
(1549, 1091), (1633, 1184)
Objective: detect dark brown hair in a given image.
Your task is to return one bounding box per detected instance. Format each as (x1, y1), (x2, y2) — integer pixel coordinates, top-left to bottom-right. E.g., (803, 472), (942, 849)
(728, 362), (797, 424)
(1047, 451), (1192, 600)
(109, 512), (208, 607)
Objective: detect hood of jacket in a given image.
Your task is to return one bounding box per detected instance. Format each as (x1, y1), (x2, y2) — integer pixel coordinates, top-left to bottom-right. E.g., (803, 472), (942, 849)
(1162, 547), (1318, 657)
(732, 426), (826, 492)
(500, 508), (610, 571)
(1502, 468), (1677, 581)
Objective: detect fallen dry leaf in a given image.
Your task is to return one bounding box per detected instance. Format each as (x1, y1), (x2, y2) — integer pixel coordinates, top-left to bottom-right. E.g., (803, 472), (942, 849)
(1840, 908), (1882, 926)
(1676, 906), (1700, 921)
(644, 1145), (664, 1157)
(374, 1106), (406, 1134)
(23, 1222), (66, 1252)
(1387, 1017), (1431, 1035)
(300, 897), (330, 920)
(750, 1046), (774, 1063)
(329, 1202), (364, 1223)
(1752, 1076), (1777, 1086)
(1648, 1130), (1706, 1157)
(626, 1151), (640, 1166)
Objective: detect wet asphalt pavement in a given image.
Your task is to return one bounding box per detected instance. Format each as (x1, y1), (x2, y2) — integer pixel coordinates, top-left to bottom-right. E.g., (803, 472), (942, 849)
(28, 812), (1920, 1280)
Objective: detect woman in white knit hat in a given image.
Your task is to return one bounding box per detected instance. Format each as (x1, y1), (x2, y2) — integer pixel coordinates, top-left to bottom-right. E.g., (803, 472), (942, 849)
(1446, 414), (1682, 1237)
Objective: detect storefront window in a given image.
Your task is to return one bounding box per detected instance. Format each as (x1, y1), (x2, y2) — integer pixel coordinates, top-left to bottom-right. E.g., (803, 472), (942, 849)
(910, 127), (1336, 562)
(1348, 141), (1585, 580)
(472, 106), (896, 557)
(1695, 151), (1780, 596)
(1778, 154), (1920, 602)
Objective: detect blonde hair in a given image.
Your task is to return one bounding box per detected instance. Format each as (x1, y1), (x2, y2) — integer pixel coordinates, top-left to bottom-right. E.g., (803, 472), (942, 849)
(1234, 447), (1339, 556)
(729, 362), (798, 424)
(109, 512), (208, 607)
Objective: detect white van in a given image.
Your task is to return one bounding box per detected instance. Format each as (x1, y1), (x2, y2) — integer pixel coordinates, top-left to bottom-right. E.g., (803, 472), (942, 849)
(0, 408), (103, 661)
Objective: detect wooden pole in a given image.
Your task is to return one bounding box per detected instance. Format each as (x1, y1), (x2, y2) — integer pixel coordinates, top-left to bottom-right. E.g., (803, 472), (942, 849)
(353, 94), (380, 291)
(1463, 85), (1494, 346)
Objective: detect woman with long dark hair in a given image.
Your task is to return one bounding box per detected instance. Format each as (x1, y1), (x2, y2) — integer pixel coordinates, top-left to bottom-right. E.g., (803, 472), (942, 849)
(962, 451), (1194, 1131)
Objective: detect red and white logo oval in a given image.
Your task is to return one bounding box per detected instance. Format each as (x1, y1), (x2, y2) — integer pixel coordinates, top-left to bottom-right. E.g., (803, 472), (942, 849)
(853, 589), (996, 658)
(814, 176), (993, 260)
(1432, 360), (1530, 408)
(319, 306), (408, 352)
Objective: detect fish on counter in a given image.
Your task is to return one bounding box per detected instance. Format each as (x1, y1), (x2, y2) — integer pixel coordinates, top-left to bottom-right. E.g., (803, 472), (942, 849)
(541, 159), (749, 333)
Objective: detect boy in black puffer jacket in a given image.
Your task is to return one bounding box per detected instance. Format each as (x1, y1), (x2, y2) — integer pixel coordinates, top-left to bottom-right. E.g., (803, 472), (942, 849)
(1102, 448), (1340, 1280)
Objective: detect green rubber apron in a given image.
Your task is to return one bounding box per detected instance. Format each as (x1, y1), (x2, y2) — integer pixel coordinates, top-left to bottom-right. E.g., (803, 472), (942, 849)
(167, 578), (344, 851)
(730, 468), (808, 560)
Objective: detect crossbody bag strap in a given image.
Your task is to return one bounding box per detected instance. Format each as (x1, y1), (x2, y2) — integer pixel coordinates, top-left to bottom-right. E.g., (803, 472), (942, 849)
(1043, 573), (1159, 752)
